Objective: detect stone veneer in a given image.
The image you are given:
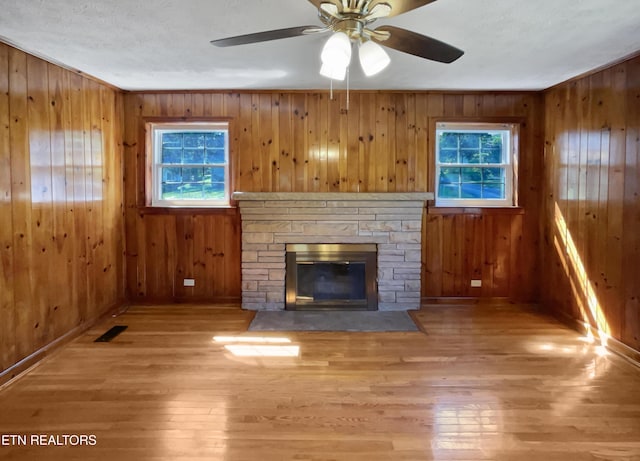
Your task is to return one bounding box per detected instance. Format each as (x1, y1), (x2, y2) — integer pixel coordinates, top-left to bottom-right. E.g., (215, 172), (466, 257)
(232, 192), (433, 311)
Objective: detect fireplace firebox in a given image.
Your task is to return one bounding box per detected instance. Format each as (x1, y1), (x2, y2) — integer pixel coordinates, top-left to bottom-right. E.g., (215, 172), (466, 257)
(285, 244), (377, 311)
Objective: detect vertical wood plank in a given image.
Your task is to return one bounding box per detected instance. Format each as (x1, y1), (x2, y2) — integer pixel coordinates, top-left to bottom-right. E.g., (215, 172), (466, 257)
(360, 93), (376, 191)
(406, 93), (417, 192)
(9, 47), (35, 362)
(440, 215), (457, 295)
(466, 215), (484, 297)
(47, 63), (72, 337)
(291, 93), (307, 191)
(393, 93), (407, 192)
(603, 64), (627, 339)
(492, 214), (511, 297)
(327, 93), (341, 191)
(26, 54), (53, 348)
(319, 93), (329, 192)
(307, 93), (321, 192)
(346, 93), (360, 191)
(277, 93), (292, 192)
(0, 44), (16, 371)
(375, 93), (390, 191)
(423, 214), (442, 297)
(415, 94), (428, 192)
(237, 93), (253, 192)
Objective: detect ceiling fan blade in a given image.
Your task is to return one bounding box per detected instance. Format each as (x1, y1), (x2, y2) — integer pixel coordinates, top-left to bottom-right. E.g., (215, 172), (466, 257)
(211, 26), (319, 47)
(373, 25), (463, 63)
(370, 0), (438, 17)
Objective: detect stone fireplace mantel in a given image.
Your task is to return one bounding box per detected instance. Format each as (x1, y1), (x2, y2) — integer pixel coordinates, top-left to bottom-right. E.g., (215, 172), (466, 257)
(232, 192), (433, 311)
(232, 192), (434, 202)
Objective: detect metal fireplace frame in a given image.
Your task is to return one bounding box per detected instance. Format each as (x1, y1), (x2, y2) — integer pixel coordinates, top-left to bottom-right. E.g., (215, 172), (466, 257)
(285, 243), (378, 311)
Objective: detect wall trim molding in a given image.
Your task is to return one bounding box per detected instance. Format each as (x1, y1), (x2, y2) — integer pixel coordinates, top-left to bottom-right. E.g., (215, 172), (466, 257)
(421, 297), (513, 305)
(0, 300), (129, 390)
(551, 310), (640, 369)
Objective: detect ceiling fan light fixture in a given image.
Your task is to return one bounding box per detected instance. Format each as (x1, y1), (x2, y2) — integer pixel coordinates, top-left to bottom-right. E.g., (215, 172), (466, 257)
(320, 31), (352, 69)
(358, 40), (390, 76)
(319, 62), (348, 80)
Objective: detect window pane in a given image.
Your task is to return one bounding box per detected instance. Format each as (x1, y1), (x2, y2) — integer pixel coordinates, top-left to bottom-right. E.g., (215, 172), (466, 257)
(183, 148), (204, 164)
(439, 183), (459, 198)
(206, 132), (226, 148)
(206, 167), (225, 183)
(180, 183), (205, 199)
(206, 148), (225, 163)
(162, 167), (182, 183)
(182, 133), (205, 148)
(480, 134), (502, 150)
(440, 167), (460, 184)
(482, 147), (502, 164)
(161, 183), (181, 199)
(460, 149), (481, 164)
(483, 167), (504, 183)
(162, 133), (182, 148)
(162, 148), (182, 164)
(461, 183), (482, 198)
(203, 182), (225, 199)
(439, 132), (458, 149)
(461, 168), (482, 183)
(182, 167), (205, 183)
(459, 133), (481, 149)
(482, 183), (505, 199)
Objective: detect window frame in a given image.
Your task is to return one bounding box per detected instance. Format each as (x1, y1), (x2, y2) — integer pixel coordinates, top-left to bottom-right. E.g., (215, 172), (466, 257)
(434, 121), (519, 208)
(146, 120), (231, 208)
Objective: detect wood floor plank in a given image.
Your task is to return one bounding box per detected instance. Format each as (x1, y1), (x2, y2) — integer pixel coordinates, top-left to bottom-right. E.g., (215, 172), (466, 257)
(0, 303), (639, 461)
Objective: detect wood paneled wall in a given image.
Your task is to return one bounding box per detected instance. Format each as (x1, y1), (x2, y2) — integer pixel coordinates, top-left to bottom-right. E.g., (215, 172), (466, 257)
(542, 55), (640, 352)
(123, 91), (543, 302)
(0, 43), (125, 375)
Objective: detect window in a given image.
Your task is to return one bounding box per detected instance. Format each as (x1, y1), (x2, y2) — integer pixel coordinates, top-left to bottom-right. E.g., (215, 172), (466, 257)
(435, 122), (517, 207)
(148, 122), (230, 207)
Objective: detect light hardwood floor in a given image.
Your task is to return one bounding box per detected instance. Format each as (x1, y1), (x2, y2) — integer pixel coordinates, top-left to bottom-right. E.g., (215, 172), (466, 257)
(0, 303), (639, 461)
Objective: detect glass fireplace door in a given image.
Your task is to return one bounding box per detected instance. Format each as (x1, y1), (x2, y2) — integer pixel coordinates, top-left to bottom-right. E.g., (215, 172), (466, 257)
(285, 244), (377, 310)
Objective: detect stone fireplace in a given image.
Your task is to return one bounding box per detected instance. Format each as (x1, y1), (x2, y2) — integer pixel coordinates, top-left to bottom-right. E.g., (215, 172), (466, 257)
(232, 192), (432, 311)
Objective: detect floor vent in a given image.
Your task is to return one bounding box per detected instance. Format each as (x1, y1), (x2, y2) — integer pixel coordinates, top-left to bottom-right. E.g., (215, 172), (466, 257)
(94, 325), (128, 342)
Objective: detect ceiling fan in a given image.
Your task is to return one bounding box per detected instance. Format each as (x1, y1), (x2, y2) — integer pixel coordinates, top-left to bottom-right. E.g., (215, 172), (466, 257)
(210, 0), (463, 80)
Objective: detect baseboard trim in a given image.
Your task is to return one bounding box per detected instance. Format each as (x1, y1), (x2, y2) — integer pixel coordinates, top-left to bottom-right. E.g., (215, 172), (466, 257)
(0, 300), (129, 390)
(551, 310), (640, 368)
(421, 297), (513, 305)
(129, 296), (241, 305)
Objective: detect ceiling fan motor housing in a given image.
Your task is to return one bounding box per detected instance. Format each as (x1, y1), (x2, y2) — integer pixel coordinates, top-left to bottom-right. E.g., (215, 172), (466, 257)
(334, 18), (365, 40)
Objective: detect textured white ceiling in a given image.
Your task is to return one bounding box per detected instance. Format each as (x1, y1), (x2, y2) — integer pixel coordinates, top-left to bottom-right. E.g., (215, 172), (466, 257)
(1, 0), (639, 91)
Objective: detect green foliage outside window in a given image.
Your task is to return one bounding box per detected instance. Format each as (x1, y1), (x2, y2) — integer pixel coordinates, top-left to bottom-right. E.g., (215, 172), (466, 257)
(437, 131), (506, 200)
(159, 131), (227, 201)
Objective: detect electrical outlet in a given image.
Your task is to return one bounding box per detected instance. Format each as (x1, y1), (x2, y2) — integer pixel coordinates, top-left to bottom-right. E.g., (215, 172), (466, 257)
(183, 278), (195, 287)
(470, 279), (482, 287)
